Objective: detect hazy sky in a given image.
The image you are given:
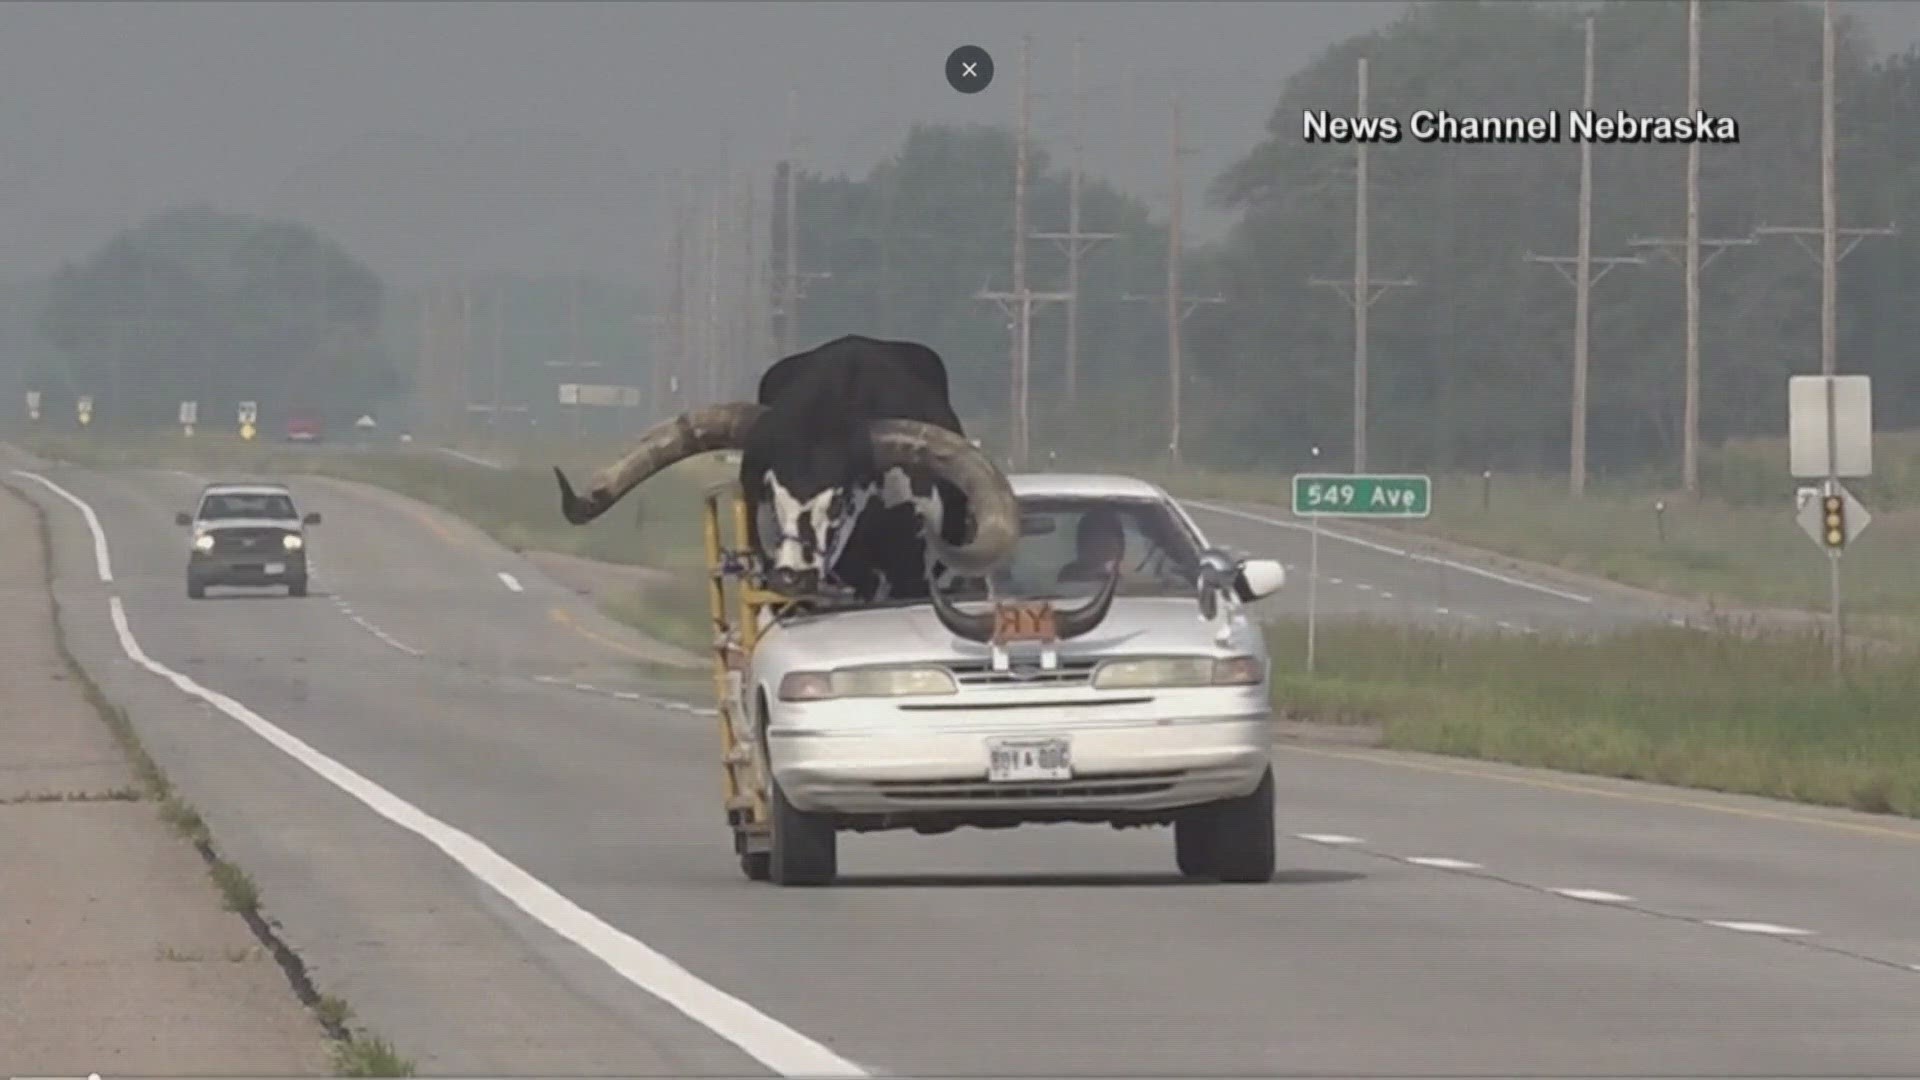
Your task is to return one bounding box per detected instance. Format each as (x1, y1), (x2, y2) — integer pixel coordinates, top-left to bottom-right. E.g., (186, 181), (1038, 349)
(2, 1), (1914, 288)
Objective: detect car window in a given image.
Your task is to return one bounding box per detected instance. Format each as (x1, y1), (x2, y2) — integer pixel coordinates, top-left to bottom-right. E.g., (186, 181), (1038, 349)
(199, 493), (297, 520)
(950, 496), (1204, 601)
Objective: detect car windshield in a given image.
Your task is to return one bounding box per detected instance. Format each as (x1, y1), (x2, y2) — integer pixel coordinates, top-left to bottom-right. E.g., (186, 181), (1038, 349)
(941, 495), (1205, 602)
(199, 493), (297, 520)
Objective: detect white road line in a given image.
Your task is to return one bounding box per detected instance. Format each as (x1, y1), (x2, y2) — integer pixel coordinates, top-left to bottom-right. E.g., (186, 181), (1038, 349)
(1496, 620), (1516, 630)
(23, 472), (864, 1079)
(1378, 591), (1394, 599)
(1186, 500), (1594, 605)
(1295, 833), (1364, 846)
(1328, 577), (1343, 586)
(437, 447), (507, 470)
(1434, 606), (1450, 615)
(1552, 888), (1634, 904)
(1354, 583), (1373, 592)
(1404, 856), (1480, 870)
(1707, 921), (1813, 936)
(10, 471), (113, 582)
(498, 572), (524, 592)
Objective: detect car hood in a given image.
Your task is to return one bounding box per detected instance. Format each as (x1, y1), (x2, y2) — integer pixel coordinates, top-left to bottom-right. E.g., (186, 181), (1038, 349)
(760, 595), (1265, 669)
(197, 518), (302, 531)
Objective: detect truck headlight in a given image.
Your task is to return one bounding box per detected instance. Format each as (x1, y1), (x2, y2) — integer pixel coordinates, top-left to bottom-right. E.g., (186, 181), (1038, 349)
(192, 533), (215, 552)
(283, 534), (304, 551)
(778, 666), (958, 701)
(1092, 655), (1265, 689)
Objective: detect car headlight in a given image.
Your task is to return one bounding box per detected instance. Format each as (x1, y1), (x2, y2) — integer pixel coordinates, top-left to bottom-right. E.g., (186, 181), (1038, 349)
(282, 534), (304, 551)
(1092, 655), (1265, 689)
(192, 533), (215, 552)
(777, 666), (958, 701)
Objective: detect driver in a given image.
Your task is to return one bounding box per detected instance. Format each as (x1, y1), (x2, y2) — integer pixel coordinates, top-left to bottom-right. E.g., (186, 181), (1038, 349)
(1057, 507), (1125, 584)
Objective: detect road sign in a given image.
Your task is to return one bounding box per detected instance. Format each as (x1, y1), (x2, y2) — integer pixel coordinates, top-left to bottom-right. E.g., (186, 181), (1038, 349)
(355, 414), (377, 429)
(1788, 374), (1872, 478)
(1292, 473), (1431, 518)
(179, 400), (198, 426)
(1797, 480), (1870, 550)
(240, 422), (256, 441)
(238, 400), (258, 425)
(76, 395), (92, 426)
(25, 390), (40, 421)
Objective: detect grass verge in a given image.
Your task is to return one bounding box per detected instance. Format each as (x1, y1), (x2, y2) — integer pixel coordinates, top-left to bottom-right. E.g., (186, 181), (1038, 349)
(8, 478), (417, 1077)
(1265, 616), (1920, 818)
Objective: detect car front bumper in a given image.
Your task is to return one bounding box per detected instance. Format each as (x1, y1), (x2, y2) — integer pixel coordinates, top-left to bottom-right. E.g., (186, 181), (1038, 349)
(767, 711), (1272, 820)
(189, 552), (307, 585)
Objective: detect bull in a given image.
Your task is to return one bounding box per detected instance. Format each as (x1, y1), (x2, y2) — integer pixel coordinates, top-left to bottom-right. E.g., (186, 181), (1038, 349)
(551, 334), (1118, 639)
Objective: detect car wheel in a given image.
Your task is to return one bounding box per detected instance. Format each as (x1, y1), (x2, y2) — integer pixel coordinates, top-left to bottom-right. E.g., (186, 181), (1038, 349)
(288, 578), (308, 598)
(187, 580), (206, 600)
(1191, 766), (1276, 884)
(1173, 816), (1217, 878)
(739, 850), (772, 881)
(768, 776), (836, 887)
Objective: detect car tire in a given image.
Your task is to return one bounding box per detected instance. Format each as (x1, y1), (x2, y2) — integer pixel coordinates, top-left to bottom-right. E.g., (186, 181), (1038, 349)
(288, 577), (308, 598)
(1186, 767), (1276, 884)
(1173, 817), (1216, 878)
(768, 777), (836, 887)
(187, 580), (206, 600)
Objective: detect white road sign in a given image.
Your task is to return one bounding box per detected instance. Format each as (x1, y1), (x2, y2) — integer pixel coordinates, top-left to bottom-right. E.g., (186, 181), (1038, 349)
(179, 400), (198, 425)
(355, 414), (377, 429)
(1788, 375), (1872, 478)
(238, 400), (258, 425)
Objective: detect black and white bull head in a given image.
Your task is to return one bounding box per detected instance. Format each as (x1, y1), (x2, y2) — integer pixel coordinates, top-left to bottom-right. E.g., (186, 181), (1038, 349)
(550, 403), (1023, 596)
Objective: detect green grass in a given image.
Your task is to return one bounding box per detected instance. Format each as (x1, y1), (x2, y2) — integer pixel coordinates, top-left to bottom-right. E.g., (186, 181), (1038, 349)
(1265, 617), (1920, 817)
(1115, 432), (1920, 645)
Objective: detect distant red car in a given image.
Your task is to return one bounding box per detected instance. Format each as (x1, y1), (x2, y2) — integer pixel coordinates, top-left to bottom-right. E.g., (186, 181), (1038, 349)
(285, 413), (323, 443)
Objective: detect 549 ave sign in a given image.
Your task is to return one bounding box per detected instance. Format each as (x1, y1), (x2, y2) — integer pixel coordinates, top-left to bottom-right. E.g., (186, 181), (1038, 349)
(1292, 473), (1432, 518)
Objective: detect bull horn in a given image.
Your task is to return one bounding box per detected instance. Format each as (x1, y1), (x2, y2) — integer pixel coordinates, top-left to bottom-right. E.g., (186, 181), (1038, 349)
(929, 563), (1123, 644)
(555, 402), (765, 525)
(864, 419), (1018, 573)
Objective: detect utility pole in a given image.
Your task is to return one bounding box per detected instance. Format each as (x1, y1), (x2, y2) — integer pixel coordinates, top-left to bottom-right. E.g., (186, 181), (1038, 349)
(1522, 12), (1648, 496)
(1030, 37), (1118, 405)
(705, 185), (723, 404)
(1011, 33), (1032, 465)
(783, 90), (799, 356)
(1122, 93), (1222, 467)
(489, 280), (506, 440)
(668, 186), (689, 416)
(1755, 0), (1897, 673)
(1311, 56), (1413, 474)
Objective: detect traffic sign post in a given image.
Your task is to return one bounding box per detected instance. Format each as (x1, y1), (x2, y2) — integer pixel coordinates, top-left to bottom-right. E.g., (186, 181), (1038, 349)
(1789, 375), (1873, 675)
(76, 395), (92, 427)
(238, 401), (258, 442)
(179, 400), (198, 437)
(1290, 468), (1437, 674)
(25, 390), (40, 421)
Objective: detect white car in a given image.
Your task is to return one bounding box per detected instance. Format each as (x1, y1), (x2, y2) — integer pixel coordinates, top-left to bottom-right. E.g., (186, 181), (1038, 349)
(742, 473), (1287, 886)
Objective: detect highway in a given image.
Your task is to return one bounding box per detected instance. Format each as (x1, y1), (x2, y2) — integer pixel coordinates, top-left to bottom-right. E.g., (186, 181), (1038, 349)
(8, 450), (1920, 1076)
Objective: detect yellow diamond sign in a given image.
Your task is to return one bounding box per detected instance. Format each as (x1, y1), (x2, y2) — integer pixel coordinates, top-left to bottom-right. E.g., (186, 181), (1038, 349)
(240, 422), (256, 441)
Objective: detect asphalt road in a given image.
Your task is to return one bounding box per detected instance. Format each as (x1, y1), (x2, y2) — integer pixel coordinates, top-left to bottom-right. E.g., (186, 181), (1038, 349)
(1182, 499), (1668, 637)
(9, 452), (1920, 1077)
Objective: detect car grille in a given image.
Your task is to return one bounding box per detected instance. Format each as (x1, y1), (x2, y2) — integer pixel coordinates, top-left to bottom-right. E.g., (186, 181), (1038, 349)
(211, 528), (288, 553)
(947, 657), (1101, 689)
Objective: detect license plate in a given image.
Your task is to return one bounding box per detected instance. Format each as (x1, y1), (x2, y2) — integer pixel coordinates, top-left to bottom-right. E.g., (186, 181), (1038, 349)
(987, 738), (1072, 783)
(264, 562), (286, 574)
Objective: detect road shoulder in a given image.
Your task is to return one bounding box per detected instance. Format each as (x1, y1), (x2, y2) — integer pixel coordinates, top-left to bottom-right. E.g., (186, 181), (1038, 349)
(0, 483), (332, 1076)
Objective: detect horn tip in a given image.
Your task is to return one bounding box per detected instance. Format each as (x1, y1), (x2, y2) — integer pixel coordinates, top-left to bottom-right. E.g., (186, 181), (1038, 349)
(554, 466), (602, 525)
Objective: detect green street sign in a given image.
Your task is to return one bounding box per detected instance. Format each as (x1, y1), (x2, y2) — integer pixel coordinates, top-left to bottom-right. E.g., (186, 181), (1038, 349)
(1292, 473), (1432, 518)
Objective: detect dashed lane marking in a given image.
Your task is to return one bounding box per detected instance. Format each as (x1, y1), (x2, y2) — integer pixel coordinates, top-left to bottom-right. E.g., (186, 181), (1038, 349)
(1404, 856), (1480, 870)
(498, 571), (524, 592)
(19, 469), (871, 1079)
(1552, 888), (1635, 904)
(1708, 921), (1813, 936)
(1294, 833), (1364, 846)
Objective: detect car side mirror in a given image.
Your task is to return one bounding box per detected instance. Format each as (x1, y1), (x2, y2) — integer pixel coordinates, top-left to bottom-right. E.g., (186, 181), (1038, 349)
(303, 512), (322, 526)
(1233, 558), (1286, 601)
(175, 512), (192, 527)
